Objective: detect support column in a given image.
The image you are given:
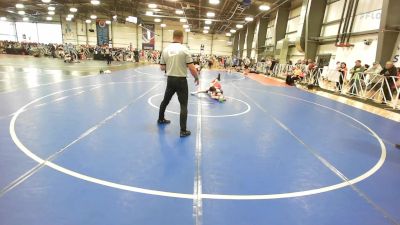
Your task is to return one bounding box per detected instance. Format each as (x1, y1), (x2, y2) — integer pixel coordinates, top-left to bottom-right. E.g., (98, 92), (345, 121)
(211, 34), (214, 55)
(304, 0), (327, 60)
(239, 26), (246, 58)
(246, 22), (256, 58)
(376, 0), (400, 65)
(232, 33), (239, 57)
(257, 17), (268, 60)
(273, 5), (290, 50)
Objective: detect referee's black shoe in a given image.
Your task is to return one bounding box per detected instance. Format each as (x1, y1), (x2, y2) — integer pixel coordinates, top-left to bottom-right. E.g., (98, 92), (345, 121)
(180, 130), (191, 137)
(395, 144), (400, 150)
(157, 119), (171, 125)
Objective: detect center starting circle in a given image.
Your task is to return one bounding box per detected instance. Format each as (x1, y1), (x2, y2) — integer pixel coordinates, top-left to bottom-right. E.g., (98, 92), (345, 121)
(147, 93), (251, 118)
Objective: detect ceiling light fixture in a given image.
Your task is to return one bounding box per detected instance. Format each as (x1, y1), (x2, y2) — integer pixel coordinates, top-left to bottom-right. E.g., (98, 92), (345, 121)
(46, 16), (52, 20)
(183, 24), (189, 28)
(204, 26), (210, 30)
(236, 24), (243, 28)
(145, 11), (154, 16)
(205, 20), (212, 25)
(23, 17), (29, 21)
(42, 0), (51, 3)
(90, 15), (97, 19)
(154, 18), (161, 22)
(148, 3), (157, 8)
(180, 18), (187, 23)
(16, 4), (24, 9)
(48, 6), (55, 11)
(113, 15), (117, 20)
(160, 23), (166, 28)
(176, 9), (184, 15)
(245, 16), (253, 22)
(67, 14), (74, 18)
(105, 20), (111, 24)
(17, 11), (25, 15)
(206, 12), (215, 17)
(0, 17), (7, 21)
(85, 19), (91, 23)
(48, 11), (55, 15)
(226, 32), (231, 36)
(66, 17), (72, 21)
(91, 0), (100, 5)
(230, 29), (236, 33)
(203, 30), (209, 34)
(70, 8), (77, 13)
(209, 0), (220, 5)
(185, 28), (190, 32)
(259, 5), (270, 11)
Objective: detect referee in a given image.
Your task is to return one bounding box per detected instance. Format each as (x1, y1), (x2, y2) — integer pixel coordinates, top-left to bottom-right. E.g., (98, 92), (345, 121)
(158, 30), (199, 137)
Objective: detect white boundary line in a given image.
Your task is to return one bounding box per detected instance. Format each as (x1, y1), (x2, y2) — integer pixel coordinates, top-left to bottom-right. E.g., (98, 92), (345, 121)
(147, 93), (251, 118)
(9, 82), (386, 200)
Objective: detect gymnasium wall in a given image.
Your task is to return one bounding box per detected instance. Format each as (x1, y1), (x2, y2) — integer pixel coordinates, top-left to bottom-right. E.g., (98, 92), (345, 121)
(61, 18), (232, 56)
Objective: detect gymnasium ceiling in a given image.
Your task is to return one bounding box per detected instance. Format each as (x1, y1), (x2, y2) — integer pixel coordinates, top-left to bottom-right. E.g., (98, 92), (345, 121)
(0, 0), (288, 34)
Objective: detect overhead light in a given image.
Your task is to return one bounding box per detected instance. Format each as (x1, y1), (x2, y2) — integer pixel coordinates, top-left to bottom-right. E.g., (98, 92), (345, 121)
(16, 4), (24, 9)
(209, 0), (220, 4)
(70, 8), (77, 13)
(91, 0), (100, 5)
(160, 23), (166, 27)
(18, 11), (25, 15)
(230, 29), (236, 33)
(0, 17), (7, 21)
(90, 15), (97, 19)
(206, 12), (215, 17)
(66, 17), (72, 21)
(113, 15), (117, 20)
(226, 32), (231, 36)
(180, 18), (187, 23)
(203, 30), (209, 34)
(204, 26), (210, 30)
(48, 11), (55, 15)
(67, 14), (74, 18)
(183, 24), (189, 28)
(48, 6), (55, 11)
(105, 20), (111, 24)
(146, 11), (154, 16)
(236, 24), (243, 28)
(245, 16), (253, 22)
(23, 17), (29, 21)
(259, 5), (270, 11)
(148, 3), (157, 8)
(205, 20), (212, 25)
(154, 18), (161, 22)
(7, 10), (15, 13)
(85, 19), (91, 23)
(176, 9), (184, 15)
(42, 0), (51, 2)
(46, 16), (52, 21)
(185, 28), (190, 32)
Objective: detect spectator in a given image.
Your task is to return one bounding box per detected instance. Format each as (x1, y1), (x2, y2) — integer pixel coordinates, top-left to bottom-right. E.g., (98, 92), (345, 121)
(336, 62), (347, 92)
(365, 62), (383, 90)
(379, 61), (397, 102)
(349, 60), (365, 94)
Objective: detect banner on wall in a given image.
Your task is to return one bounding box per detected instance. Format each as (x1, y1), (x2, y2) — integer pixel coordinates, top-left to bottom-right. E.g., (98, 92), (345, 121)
(96, 20), (109, 46)
(392, 35), (400, 67)
(142, 24), (155, 50)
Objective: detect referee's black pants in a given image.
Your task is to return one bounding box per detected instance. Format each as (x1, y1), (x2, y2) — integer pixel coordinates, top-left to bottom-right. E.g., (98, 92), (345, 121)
(159, 76), (188, 131)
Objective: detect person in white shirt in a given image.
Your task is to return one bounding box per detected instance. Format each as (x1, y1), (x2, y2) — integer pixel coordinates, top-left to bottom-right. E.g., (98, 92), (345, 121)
(158, 30), (199, 137)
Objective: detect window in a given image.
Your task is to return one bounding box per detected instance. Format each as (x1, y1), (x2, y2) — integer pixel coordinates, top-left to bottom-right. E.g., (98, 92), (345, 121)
(0, 21), (17, 41)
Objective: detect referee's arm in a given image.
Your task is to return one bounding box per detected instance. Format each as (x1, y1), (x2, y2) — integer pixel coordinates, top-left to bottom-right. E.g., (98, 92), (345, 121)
(185, 50), (199, 85)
